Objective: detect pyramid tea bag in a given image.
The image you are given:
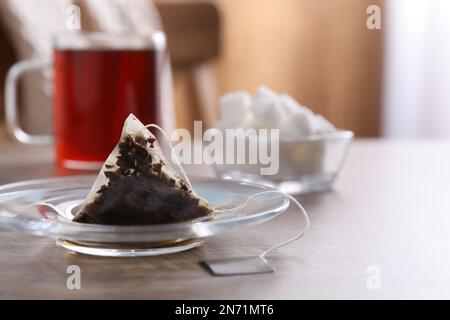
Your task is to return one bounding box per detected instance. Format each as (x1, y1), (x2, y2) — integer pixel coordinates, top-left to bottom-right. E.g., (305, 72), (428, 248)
(73, 114), (213, 225)
(72, 114), (310, 276)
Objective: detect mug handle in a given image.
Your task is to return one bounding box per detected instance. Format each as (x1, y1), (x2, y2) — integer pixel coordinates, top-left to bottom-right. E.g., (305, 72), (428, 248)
(4, 59), (54, 145)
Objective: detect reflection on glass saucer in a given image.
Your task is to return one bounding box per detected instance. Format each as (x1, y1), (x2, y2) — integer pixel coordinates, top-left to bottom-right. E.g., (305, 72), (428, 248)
(0, 176), (289, 257)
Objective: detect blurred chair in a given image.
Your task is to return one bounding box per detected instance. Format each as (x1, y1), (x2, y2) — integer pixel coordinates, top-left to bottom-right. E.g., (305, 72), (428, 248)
(156, 1), (221, 130)
(0, 0), (220, 140)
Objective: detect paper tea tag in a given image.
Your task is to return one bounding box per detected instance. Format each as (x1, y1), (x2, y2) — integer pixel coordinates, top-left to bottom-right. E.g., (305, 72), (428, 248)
(200, 256), (274, 276)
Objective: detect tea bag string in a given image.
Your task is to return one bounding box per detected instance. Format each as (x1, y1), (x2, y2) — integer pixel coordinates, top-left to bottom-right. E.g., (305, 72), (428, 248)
(144, 124), (193, 189)
(216, 191), (310, 258)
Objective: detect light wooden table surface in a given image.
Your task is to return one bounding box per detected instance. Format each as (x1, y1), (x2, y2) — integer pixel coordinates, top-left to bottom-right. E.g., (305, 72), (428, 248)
(0, 139), (450, 299)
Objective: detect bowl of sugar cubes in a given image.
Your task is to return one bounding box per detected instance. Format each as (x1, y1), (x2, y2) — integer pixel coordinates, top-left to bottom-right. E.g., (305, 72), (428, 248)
(213, 86), (353, 194)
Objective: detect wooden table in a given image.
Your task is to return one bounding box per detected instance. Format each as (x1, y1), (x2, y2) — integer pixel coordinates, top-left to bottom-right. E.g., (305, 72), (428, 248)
(1, 139), (450, 299)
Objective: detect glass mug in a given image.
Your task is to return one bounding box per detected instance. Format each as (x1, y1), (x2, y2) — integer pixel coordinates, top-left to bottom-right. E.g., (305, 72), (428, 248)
(5, 31), (167, 170)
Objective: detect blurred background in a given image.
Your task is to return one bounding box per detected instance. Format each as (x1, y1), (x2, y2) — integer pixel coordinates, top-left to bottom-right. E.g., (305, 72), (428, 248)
(0, 0), (449, 139)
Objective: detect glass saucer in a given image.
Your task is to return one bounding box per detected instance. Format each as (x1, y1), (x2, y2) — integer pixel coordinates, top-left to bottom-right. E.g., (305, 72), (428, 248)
(0, 175), (289, 257)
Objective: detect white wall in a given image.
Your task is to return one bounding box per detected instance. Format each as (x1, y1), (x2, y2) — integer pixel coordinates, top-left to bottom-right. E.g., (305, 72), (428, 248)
(383, 0), (450, 138)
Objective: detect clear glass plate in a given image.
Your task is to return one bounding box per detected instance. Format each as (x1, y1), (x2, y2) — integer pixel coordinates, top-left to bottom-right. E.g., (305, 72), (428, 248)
(0, 175), (289, 257)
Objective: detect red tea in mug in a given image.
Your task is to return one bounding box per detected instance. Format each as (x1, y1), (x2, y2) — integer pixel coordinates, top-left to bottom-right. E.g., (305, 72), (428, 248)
(5, 32), (167, 168)
(53, 48), (161, 169)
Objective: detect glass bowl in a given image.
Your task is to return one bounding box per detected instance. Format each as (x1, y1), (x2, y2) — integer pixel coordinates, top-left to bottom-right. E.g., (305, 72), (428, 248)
(213, 130), (353, 194)
(0, 175), (290, 257)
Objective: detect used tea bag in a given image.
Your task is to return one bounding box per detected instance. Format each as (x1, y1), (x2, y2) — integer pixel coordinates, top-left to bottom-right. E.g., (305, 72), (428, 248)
(73, 114), (213, 225)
